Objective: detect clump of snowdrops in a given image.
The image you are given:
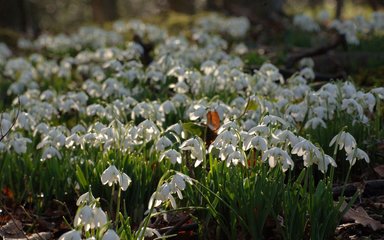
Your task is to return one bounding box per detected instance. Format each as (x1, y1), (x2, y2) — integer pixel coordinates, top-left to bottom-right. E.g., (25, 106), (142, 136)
(0, 13), (383, 239)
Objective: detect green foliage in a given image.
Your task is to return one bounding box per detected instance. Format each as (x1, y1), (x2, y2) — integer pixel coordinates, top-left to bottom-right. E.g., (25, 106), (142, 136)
(243, 52), (268, 67)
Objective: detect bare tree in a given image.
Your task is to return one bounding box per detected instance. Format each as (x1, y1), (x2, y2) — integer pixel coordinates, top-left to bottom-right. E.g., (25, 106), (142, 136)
(335, 0), (344, 19)
(167, 0), (195, 14)
(0, 0), (39, 36)
(91, 0), (119, 23)
(209, 0), (285, 21)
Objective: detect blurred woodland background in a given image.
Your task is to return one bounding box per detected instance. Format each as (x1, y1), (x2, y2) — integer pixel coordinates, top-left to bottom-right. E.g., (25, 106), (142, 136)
(1, 0), (383, 37)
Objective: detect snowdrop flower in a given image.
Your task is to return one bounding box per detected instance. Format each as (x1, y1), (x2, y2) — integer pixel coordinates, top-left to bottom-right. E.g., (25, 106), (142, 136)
(342, 82), (357, 99)
(209, 129), (238, 152)
(346, 148), (369, 166)
(160, 100), (176, 114)
(218, 144), (236, 161)
(288, 75), (307, 86)
(262, 115), (289, 127)
(1, 118), (12, 136)
(341, 99), (363, 119)
(41, 146), (62, 161)
(312, 106), (327, 119)
(165, 123), (186, 139)
(136, 120), (160, 143)
(304, 117), (327, 129)
(243, 135), (267, 151)
(329, 131), (357, 154)
(286, 103), (307, 123)
(248, 124), (270, 137)
(101, 165), (132, 191)
(148, 172), (192, 211)
(169, 173), (192, 200)
(59, 229), (82, 240)
(159, 149), (182, 164)
(171, 80), (190, 94)
(74, 205), (92, 230)
(11, 136), (32, 154)
(131, 102), (155, 120)
(16, 112), (35, 131)
(71, 124), (87, 134)
(137, 227), (161, 239)
(227, 149), (246, 167)
(76, 191), (96, 206)
(155, 136), (172, 152)
(243, 119), (257, 131)
(201, 60), (217, 75)
(65, 133), (83, 149)
(216, 121), (239, 134)
(148, 183), (176, 209)
(355, 91), (376, 112)
(293, 85), (310, 99)
(259, 63), (284, 83)
(318, 154), (337, 173)
(74, 205), (107, 231)
(86, 104), (105, 117)
(171, 93), (189, 107)
(271, 130), (299, 147)
(300, 67), (315, 81)
(371, 87), (384, 100)
(292, 139), (322, 167)
(262, 147), (294, 171)
(293, 14), (320, 32)
(187, 104), (206, 121)
(102, 229), (120, 240)
(179, 138), (204, 167)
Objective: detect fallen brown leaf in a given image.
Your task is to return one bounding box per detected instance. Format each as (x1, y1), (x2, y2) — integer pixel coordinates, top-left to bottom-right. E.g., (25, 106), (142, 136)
(374, 165), (384, 178)
(373, 202), (384, 209)
(7, 232), (53, 240)
(0, 220), (25, 238)
(343, 206), (384, 231)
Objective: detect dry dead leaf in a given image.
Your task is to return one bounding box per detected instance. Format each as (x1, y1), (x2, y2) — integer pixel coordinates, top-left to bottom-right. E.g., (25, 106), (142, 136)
(343, 206), (384, 231)
(5, 232), (53, 240)
(373, 202), (384, 208)
(374, 165), (384, 178)
(0, 220), (25, 238)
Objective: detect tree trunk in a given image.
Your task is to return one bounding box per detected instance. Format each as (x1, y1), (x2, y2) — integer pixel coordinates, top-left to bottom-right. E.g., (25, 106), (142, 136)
(91, 0), (118, 24)
(0, 0), (39, 37)
(335, 0), (344, 19)
(167, 0), (195, 14)
(206, 0), (221, 11)
(221, 0), (284, 19)
(0, 0), (26, 32)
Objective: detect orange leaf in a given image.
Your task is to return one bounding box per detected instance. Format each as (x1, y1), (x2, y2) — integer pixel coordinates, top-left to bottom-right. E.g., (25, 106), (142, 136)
(205, 111), (220, 147)
(207, 111), (220, 132)
(2, 187), (14, 200)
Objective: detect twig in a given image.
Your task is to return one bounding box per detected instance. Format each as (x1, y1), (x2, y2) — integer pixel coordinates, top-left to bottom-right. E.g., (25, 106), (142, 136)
(19, 206), (47, 240)
(333, 179), (384, 199)
(0, 96), (21, 142)
(158, 223), (198, 235)
(246, 65), (346, 84)
(0, 203), (30, 240)
(163, 214), (192, 236)
(285, 34), (346, 69)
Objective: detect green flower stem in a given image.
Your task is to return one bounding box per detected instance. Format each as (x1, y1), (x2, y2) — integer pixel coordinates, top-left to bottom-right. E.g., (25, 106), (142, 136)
(110, 183), (115, 220)
(340, 165), (352, 197)
(115, 187), (122, 226)
(192, 179), (249, 233)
